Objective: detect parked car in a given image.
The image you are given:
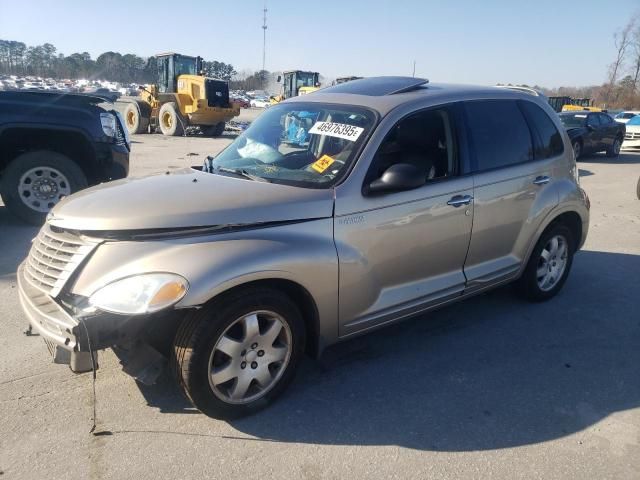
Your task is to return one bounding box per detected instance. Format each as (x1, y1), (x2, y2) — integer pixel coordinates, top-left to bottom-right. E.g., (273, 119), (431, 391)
(250, 97), (271, 108)
(558, 111), (625, 159)
(18, 77), (589, 418)
(613, 111), (640, 123)
(0, 90), (130, 223)
(622, 114), (640, 149)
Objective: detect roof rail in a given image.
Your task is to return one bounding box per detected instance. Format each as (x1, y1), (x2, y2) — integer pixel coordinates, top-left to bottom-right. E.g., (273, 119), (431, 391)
(495, 85), (545, 97)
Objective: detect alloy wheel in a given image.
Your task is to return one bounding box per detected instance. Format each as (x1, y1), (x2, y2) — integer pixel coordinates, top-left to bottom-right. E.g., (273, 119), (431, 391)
(208, 310), (292, 404)
(536, 234), (568, 292)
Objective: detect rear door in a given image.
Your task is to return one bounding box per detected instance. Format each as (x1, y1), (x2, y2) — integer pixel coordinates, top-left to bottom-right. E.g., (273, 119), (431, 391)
(462, 99), (563, 291)
(585, 113), (602, 152)
(597, 113), (617, 149)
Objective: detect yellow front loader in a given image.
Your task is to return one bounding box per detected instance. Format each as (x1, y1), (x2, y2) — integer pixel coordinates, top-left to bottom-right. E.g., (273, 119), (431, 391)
(117, 53), (240, 136)
(270, 70), (320, 104)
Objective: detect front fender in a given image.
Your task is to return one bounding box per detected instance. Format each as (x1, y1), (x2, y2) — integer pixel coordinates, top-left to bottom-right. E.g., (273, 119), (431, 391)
(69, 218), (340, 346)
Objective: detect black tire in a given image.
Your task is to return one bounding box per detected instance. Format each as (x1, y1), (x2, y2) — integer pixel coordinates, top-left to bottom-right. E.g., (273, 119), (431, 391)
(0, 150), (87, 224)
(201, 122), (225, 136)
(158, 102), (184, 136)
(171, 287), (305, 419)
(572, 139), (582, 160)
(606, 136), (622, 157)
(123, 102), (149, 134)
(516, 223), (575, 302)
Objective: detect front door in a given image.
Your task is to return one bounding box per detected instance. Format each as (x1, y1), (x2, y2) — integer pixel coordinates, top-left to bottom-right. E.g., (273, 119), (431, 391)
(334, 105), (473, 336)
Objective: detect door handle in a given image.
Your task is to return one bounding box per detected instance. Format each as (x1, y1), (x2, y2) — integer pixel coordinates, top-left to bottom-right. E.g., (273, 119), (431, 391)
(447, 195), (473, 207)
(533, 176), (551, 185)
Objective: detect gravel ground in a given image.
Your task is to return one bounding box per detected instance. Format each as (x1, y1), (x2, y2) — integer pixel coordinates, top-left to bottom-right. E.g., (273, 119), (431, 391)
(0, 131), (638, 479)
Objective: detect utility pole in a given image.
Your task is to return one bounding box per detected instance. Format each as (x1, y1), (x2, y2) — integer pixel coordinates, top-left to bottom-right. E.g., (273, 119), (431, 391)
(262, 1), (268, 74)
(412, 60), (416, 77)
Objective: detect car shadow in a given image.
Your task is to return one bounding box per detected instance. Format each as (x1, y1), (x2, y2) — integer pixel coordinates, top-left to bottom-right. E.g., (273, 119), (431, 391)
(578, 168), (594, 177)
(135, 250), (640, 452)
(580, 151), (640, 164)
(0, 206), (39, 277)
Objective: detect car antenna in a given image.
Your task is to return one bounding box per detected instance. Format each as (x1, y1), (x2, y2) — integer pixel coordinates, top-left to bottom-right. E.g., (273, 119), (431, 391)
(78, 318), (107, 436)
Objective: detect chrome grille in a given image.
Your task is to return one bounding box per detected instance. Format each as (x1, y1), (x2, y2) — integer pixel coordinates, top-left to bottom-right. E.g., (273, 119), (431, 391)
(24, 224), (98, 297)
(625, 131), (640, 140)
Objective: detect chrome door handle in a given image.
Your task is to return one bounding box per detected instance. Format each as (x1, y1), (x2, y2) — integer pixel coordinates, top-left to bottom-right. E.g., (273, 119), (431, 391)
(447, 195), (473, 207)
(533, 176), (551, 185)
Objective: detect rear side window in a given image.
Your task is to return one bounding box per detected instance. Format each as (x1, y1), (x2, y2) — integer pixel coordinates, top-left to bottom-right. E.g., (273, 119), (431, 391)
(587, 115), (600, 127)
(464, 100), (533, 171)
(519, 101), (564, 159)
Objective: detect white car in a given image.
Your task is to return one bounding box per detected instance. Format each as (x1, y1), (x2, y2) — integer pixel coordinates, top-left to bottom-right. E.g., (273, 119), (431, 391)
(622, 115), (640, 148)
(614, 111), (640, 123)
(250, 97), (271, 108)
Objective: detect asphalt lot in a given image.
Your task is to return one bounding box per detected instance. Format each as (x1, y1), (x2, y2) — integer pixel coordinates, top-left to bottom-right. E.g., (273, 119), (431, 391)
(0, 126), (639, 479)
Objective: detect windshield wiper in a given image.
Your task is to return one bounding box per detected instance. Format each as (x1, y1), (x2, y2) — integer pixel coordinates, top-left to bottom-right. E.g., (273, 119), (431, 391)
(213, 166), (270, 183)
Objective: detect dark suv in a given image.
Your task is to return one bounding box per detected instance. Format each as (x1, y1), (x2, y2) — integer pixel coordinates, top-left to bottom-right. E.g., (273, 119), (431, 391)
(0, 90), (130, 223)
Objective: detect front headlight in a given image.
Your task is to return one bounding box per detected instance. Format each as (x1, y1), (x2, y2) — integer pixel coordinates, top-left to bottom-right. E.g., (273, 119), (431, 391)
(89, 273), (188, 315)
(100, 112), (117, 137)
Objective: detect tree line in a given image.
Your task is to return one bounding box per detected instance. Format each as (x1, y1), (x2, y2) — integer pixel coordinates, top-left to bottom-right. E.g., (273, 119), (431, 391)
(0, 39), (238, 83)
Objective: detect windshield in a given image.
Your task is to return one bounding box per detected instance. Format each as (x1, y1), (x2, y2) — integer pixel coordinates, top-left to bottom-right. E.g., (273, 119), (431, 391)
(175, 56), (197, 76)
(297, 73), (317, 88)
(616, 112), (638, 119)
(627, 115), (640, 126)
(207, 103), (376, 187)
(559, 113), (587, 128)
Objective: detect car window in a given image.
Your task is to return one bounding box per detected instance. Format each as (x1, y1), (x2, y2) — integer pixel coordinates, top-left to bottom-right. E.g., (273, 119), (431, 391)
(464, 100), (533, 171)
(519, 101), (564, 159)
(368, 107), (457, 184)
(587, 114), (600, 127)
(598, 113), (613, 124)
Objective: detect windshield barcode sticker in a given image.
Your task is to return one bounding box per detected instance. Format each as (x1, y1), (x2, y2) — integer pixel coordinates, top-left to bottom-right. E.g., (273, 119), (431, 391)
(308, 122), (364, 141)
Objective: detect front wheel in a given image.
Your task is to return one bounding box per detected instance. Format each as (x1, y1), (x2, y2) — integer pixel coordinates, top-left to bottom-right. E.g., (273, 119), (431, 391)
(172, 288), (305, 418)
(606, 136), (622, 157)
(517, 224), (575, 302)
(0, 150), (87, 224)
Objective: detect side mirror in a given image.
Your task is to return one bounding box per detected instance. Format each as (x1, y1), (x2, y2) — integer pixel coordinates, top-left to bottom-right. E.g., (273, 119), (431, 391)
(367, 163), (425, 194)
(587, 124), (595, 131)
(277, 75), (282, 83)
(138, 85), (145, 90)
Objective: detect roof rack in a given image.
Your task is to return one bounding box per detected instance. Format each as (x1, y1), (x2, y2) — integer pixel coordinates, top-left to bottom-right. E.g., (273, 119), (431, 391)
(318, 76), (429, 97)
(495, 85), (544, 97)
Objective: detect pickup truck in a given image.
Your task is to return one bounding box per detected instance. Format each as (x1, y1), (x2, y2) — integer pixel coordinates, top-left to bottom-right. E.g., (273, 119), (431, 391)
(0, 91), (130, 223)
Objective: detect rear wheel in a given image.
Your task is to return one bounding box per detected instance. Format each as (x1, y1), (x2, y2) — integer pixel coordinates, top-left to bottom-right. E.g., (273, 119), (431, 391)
(606, 136), (622, 157)
(172, 288), (305, 418)
(201, 122), (225, 136)
(572, 140), (582, 160)
(159, 102), (184, 136)
(517, 224), (575, 302)
(0, 150), (87, 224)
(123, 102), (149, 134)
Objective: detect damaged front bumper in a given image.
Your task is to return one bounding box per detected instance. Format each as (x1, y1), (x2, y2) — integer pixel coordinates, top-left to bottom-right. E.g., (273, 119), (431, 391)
(18, 262), (95, 372)
(18, 261), (186, 380)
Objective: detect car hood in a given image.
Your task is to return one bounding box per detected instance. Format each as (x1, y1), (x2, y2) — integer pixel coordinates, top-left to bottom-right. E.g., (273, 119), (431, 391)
(48, 168), (334, 233)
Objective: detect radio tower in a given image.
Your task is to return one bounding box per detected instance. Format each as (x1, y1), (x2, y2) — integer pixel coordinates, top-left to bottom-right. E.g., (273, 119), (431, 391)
(262, 1), (268, 74)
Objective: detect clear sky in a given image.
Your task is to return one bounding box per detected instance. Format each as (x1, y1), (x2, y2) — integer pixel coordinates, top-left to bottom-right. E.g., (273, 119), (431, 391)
(0, 0), (638, 87)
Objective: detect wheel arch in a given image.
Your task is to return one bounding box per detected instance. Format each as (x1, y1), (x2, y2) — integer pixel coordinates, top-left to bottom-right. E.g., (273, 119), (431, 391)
(197, 278), (322, 358)
(520, 206), (587, 278)
(0, 125), (98, 183)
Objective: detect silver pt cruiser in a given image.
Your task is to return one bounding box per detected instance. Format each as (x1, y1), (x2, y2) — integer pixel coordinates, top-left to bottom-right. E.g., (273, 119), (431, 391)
(18, 77), (590, 418)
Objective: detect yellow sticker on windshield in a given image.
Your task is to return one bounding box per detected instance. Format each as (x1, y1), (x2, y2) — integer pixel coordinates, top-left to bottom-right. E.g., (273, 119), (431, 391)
(311, 155), (335, 173)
